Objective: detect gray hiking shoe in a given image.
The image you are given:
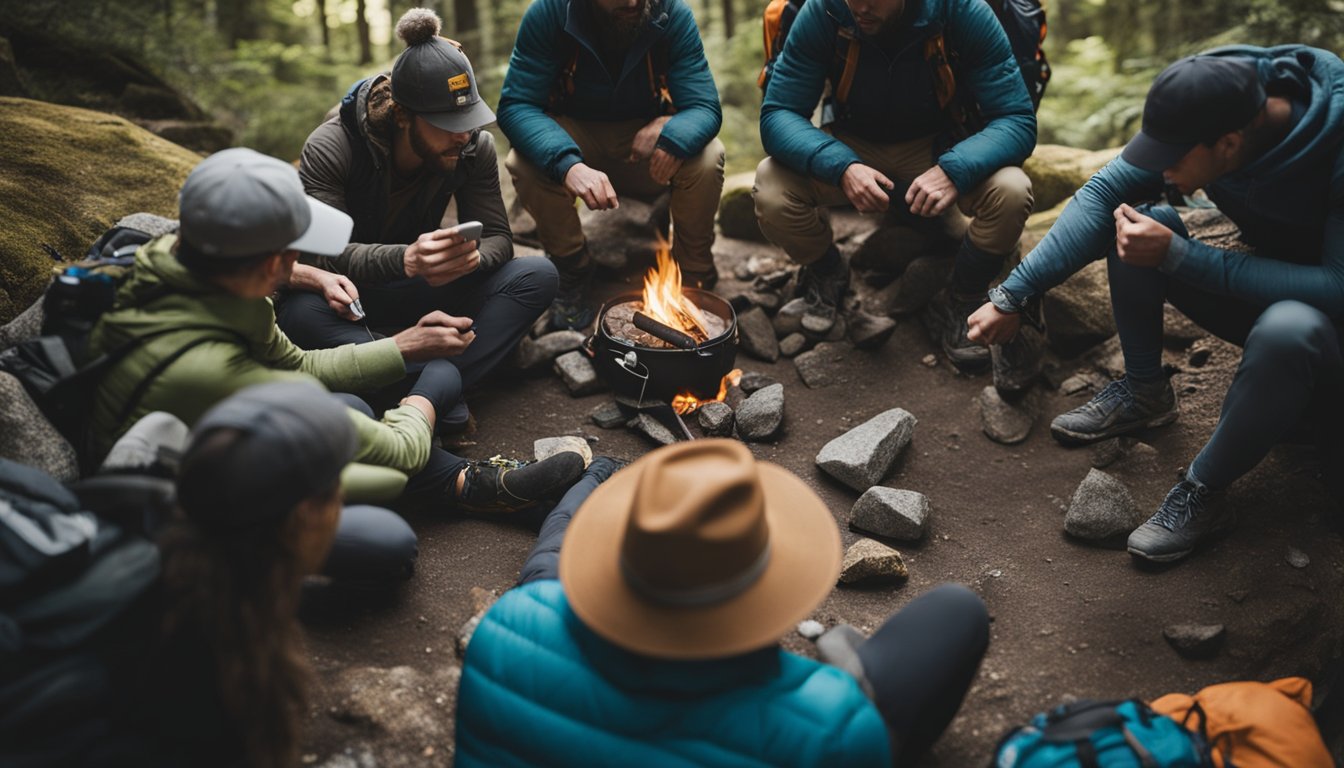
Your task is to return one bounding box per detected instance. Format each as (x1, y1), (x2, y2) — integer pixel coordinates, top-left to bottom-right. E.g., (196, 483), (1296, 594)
(991, 325), (1045, 393)
(1128, 476), (1230, 562)
(1050, 377), (1178, 445)
(798, 261), (850, 334)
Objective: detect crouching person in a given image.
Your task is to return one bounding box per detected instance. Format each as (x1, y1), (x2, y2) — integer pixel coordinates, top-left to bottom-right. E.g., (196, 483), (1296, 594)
(455, 440), (990, 767)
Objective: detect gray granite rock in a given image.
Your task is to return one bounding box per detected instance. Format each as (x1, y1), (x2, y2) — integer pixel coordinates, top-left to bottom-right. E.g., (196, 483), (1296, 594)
(847, 311), (897, 350)
(0, 373), (78, 482)
(779, 332), (808, 357)
(590, 401), (628, 429)
(1287, 547), (1311, 569)
(533, 436), (593, 467)
(839, 539), (909, 584)
(1163, 623), (1226, 659)
(816, 408), (918, 491)
(747, 290), (783, 314)
(773, 297), (807, 337)
(736, 383), (785, 442)
(697, 401), (734, 437)
(515, 330), (586, 370)
(1064, 468), (1141, 542)
(739, 370), (779, 393)
(631, 413), (678, 446)
(737, 306), (780, 362)
(850, 487), (930, 541)
(978, 386), (1034, 445)
(554, 351), (605, 396)
(794, 342), (847, 388)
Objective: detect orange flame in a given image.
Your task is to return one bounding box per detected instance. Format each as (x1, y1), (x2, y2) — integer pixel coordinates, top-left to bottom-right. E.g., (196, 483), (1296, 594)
(671, 369), (743, 416)
(642, 235), (711, 342)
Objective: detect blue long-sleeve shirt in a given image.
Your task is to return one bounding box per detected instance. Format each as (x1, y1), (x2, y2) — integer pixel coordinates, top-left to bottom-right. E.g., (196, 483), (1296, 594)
(1001, 45), (1344, 318)
(497, 0), (722, 185)
(759, 0), (1036, 192)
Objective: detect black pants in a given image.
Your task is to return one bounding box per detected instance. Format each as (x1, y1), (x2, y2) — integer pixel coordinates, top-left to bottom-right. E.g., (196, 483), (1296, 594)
(324, 504), (418, 584)
(334, 393), (469, 511)
(276, 259), (558, 413)
(857, 584), (990, 765)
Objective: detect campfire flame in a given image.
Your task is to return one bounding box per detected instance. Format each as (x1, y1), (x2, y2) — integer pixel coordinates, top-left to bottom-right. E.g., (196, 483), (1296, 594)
(671, 369), (743, 416)
(642, 236), (711, 343)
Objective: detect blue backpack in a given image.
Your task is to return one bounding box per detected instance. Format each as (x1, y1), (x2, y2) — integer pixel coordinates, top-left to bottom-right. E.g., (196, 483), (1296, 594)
(994, 699), (1216, 768)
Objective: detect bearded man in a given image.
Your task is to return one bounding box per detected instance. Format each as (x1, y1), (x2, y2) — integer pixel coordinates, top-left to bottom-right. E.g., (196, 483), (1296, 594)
(497, 0), (725, 330)
(278, 9), (557, 432)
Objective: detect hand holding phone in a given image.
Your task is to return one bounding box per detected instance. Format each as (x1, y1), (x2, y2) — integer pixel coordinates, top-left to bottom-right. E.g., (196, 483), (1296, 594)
(454, 220), (484, 243)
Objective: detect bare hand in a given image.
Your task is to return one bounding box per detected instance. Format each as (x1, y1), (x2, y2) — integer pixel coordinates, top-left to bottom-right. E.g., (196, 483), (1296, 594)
(318, 272), (361, 320)
(628, 115), (672, 164)
(565, 163), (619, 211)
(905, 165), (959, 217)
(841, 164), (894, 214)
(392, 311), (476, 361)
(1114, 204), (1173, 268)
(966, 301), (1021, 346)
(648, 148), (683, 185)
(404, 227), (481, 287)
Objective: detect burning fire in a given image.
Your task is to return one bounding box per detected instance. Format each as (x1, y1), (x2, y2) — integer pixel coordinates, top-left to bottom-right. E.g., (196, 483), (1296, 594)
(642, 237), (712, 343)
(672, 369), (743, 416)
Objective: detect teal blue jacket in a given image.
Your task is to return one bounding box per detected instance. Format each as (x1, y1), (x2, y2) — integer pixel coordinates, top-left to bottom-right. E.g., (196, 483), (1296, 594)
(497, 0), (722, 184)
(760, 0), (1036, 191)
(1001, 45), (1344, 317)
(455, 580), (891, 767)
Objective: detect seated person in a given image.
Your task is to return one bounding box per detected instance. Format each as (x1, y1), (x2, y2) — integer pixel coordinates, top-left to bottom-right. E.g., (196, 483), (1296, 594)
(968, 47), (1344, 562)
(456, 439), (990, 767)
(88, 147), (584, 524)
(281, 8), (557, 430)
(497, 0), (725, 329)
(754, 0), (1035, 368)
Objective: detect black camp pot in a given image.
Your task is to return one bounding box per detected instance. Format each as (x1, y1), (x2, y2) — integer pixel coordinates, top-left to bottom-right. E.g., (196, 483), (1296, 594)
(585, 288), (739, 405)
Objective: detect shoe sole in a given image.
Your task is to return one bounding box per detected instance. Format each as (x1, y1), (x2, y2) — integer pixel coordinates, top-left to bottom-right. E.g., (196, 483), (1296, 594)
(1050, 410), (1179, 446)
(1127, 545), (1193, 563)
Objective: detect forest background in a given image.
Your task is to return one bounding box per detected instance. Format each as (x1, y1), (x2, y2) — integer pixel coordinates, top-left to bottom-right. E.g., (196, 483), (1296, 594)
(4, 0), (1343, 176)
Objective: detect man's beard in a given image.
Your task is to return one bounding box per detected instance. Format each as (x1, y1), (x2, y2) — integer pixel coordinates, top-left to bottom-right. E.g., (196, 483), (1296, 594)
(409, 119), (461, 174)
(594, 0), (650, 54)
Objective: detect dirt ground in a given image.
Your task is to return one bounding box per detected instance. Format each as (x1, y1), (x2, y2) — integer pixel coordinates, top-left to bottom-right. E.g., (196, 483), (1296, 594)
(301, 226), (1344, 767)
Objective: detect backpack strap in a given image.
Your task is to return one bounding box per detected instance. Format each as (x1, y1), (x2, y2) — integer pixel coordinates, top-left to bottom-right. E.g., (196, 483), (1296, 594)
(923, 32), (957, 109)
(109, 332), (244, 436)
(549, 37), (581, 112)
(646, 38), (675, 115)
(832, 28), (860, 106)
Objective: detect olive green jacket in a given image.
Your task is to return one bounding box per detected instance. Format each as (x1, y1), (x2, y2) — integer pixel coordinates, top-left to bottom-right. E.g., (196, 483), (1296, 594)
(88, 235), (432, 476)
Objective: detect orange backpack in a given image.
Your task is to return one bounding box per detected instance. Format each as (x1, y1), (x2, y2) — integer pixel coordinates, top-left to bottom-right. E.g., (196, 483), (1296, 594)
(1150, 677), (1333, 768)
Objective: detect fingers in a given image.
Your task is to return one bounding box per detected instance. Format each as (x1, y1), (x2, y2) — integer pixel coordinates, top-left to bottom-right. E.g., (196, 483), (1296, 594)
(418, 311), (473, 331)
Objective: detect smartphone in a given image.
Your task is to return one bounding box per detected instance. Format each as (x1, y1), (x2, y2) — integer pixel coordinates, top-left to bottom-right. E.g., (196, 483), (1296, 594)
(454, 220), (484, 243)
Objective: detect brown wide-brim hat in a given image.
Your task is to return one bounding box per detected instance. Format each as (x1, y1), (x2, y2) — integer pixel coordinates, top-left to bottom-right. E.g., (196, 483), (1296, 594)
(560, 439), (842, 660)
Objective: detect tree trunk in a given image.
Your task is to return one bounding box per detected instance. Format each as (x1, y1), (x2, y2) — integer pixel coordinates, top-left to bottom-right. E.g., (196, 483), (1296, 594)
(451, 0), (481, 52)
(356, 0), (373, 64)
(721, 0), (734, 40)
(317, 0), (330, 51)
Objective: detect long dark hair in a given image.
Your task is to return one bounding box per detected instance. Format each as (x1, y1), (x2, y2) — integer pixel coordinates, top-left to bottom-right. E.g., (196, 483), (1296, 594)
(155, 429), (329, 768)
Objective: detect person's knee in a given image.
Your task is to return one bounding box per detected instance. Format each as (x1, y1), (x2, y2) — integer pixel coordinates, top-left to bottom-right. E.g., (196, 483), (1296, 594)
(923, 583), (990, 655)
(504, 148), (544, 189)
(329, 505), (419, 583)
(494, 256), (559, 307)
(752, 158), (803, 229)
(676, 137), (726, 185)
(977, 167), (1033, 225)
(331, 392), (375, 419)
(1247, 300), (1333, 360)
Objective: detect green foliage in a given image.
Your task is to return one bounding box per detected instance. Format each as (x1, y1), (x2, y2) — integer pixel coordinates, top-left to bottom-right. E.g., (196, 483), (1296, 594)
(710, 16), (766, 176)
(1037, 36), (1155, 150)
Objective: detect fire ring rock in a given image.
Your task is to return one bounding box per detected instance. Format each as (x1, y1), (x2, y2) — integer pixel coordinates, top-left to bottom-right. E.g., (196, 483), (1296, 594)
(839, 539), (909, 585)
(736, 383), (785, 442)
(554, 351), (604, 396)
(850, 487), (929, 541)
(816, 408), (917, 492)
(697, 401), (734, 437)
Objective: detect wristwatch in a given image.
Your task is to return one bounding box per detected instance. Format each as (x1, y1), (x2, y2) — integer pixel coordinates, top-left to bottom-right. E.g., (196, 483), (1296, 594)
(987, 284), (1045, 333)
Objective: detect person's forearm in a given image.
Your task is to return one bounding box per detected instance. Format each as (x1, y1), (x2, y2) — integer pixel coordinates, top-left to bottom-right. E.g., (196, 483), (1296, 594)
(288, 263), (330, 293)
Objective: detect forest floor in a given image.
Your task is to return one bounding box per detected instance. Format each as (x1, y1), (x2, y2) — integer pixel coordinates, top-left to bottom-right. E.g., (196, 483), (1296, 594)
(300, 213), (1344, 767)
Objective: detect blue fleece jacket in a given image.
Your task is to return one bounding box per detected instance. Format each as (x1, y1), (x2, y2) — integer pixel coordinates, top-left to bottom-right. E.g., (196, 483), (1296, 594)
(453, 461), (891, 768)
(497, 0), (723, 184)
(1000, 45), (1344, 318)
(759, 0), (1036, 192)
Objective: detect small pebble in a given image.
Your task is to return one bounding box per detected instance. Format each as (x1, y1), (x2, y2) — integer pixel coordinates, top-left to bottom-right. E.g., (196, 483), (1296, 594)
(921, 354), (937, 367)
(1286, 547), (1310, 569)
(797, 620), (825, 640)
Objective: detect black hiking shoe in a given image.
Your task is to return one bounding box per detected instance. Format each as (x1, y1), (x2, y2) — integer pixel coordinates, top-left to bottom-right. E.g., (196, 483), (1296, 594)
(797, 260), (850, 334)
(1050, 376), (1178, 445)
(455, 452), (586, 514)
(548, 251), (596, 331)
(991, 326), (1045, 393)
(925, 291), (990, 374)
(1127, 476), (1230, 563)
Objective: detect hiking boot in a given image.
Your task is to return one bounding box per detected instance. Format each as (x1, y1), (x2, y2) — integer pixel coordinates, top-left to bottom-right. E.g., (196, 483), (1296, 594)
(455, 452), (586, 514)
(681, 266), (719, 291)
(925, 292), (990, 374)
(548, 251), (596, 331)
(1050, 376), (1178, 445)
(991, 325), (1045, 393)
(798, 261), (850, 334)
(1127, 476), (1230, 562)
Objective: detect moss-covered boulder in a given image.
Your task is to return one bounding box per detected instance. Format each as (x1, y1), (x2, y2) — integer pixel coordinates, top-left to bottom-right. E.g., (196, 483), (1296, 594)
(0, 97), (199, 322)
(718, 171), (767, 243)
(1023, 144), (1123, 211)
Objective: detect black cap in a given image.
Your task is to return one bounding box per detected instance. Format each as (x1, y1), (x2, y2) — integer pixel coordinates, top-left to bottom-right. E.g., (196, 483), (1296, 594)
(1121, 55), (1266, 173)
(177, 382), (357, 530)
(390, 8), (496, 133)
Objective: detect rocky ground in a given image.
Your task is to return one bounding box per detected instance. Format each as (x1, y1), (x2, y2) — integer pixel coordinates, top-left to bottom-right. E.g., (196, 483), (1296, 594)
(299, 205), (1344, 766)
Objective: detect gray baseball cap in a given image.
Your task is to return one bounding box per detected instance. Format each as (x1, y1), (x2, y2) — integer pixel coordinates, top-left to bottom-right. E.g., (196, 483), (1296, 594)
(177, 381), (358, 530)
(391, 34), (495, 133)
(178, 147), (353, 259)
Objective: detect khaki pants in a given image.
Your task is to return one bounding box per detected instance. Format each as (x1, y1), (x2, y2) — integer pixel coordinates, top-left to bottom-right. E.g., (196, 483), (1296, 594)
(506, 116), (726, 273)
(753, 132), (1033, 267)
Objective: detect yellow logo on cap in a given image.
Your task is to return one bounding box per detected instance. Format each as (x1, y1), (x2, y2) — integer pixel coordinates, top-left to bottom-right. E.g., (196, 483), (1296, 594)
(448, 74), (470, 91)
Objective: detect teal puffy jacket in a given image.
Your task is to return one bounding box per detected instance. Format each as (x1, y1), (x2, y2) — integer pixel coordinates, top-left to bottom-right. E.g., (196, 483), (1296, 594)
(456, 580), (891, 767)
